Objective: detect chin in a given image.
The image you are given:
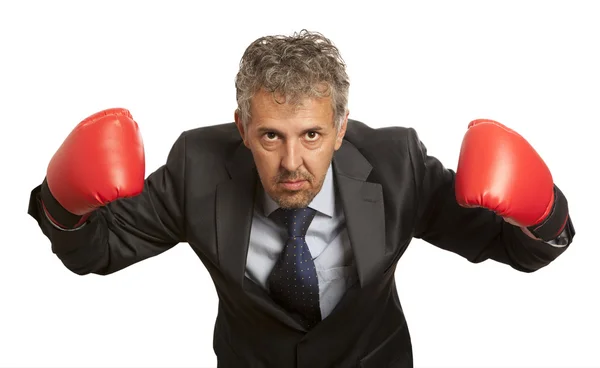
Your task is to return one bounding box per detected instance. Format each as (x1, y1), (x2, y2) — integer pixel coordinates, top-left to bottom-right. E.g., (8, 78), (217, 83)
(272, 190), (316, 209)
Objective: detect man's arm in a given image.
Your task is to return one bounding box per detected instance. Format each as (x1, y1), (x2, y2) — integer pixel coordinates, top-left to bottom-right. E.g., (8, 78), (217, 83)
(409, 125), (574, 272)
(27, 109), (187, 276)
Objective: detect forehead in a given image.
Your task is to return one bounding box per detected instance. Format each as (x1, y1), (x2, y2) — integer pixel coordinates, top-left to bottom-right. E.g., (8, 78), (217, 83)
(249, 89), (333, 124)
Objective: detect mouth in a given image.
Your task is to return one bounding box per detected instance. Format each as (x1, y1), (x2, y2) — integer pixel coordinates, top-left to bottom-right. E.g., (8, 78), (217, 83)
(279, 180), (308, 191)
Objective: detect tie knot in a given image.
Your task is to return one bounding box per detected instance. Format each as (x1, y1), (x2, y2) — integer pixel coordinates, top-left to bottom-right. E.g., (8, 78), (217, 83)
(273, 207), (316, 237)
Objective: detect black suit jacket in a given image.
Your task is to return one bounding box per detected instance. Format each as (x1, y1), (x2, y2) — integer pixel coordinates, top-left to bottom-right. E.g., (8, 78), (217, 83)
(28, 119), (570, 367)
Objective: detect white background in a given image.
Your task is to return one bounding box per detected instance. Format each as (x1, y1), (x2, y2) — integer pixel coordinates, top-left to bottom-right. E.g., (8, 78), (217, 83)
(0, 0), (597, 367)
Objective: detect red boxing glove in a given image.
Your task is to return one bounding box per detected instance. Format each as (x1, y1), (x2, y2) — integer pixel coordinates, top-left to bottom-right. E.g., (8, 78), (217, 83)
(455, 119), (570, 241)
(41, 108), (145, 228)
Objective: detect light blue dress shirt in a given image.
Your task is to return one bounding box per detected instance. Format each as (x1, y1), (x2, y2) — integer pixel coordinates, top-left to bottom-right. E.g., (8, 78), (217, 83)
(245, 164), (359, 319)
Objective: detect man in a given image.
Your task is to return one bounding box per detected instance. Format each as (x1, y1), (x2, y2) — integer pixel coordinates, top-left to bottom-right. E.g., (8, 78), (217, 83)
(28, 30), (575, 367)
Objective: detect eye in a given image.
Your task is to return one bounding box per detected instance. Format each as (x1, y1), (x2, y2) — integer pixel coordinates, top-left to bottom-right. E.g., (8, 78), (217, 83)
(264, 132), (278, 140)
(305, 131), (319, 141)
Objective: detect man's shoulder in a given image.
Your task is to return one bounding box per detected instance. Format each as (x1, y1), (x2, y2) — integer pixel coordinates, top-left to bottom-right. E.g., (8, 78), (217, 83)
(158, 122), (244, 174)
(181, 122), (241, 145)
(343, 120), (426, 186)
(345, 119), (417, 151)
(173, 122), (242, 158)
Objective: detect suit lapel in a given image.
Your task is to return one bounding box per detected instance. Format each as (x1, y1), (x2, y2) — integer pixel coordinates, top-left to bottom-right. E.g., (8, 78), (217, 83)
(333, 141), (386, 287)
(216, 143), (257, 286)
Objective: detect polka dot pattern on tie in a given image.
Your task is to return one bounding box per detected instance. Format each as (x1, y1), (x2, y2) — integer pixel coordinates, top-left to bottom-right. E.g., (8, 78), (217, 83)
(267, 207), (321, 329)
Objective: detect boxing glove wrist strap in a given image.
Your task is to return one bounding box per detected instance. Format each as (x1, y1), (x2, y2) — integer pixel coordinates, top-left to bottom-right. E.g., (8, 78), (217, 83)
(527, 185), (571, 242)
(40, 178), (88, 229)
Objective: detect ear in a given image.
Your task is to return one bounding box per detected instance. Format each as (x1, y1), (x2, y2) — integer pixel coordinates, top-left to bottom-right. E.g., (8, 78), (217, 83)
(234, 109), (250, 148)
(334, 111), (349, 151)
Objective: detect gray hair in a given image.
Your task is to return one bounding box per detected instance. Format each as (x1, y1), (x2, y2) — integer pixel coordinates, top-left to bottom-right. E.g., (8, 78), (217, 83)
(235, 30), (350, 131)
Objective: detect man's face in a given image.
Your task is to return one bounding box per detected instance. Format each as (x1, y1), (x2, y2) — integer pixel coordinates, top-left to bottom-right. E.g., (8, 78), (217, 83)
(235, 89), (347, 209)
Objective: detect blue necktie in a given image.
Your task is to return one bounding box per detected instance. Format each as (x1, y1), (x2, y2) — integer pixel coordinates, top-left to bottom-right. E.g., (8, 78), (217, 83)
(267, 207), (321, 329)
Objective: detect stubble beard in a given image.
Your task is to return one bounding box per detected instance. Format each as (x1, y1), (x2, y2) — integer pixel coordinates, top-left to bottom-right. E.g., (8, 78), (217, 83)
(268, 170), (325, 209)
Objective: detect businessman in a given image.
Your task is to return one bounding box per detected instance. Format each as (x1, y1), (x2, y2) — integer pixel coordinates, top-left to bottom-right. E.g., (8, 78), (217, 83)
(28, 30), (575, 367)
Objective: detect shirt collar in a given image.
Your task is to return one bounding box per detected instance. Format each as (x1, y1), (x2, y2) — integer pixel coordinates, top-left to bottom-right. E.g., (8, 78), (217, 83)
(262, 164), (335, 218)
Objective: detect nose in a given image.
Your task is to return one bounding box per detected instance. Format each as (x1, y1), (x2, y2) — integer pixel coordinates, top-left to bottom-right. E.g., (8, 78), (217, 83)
(281, 140), (303, 172)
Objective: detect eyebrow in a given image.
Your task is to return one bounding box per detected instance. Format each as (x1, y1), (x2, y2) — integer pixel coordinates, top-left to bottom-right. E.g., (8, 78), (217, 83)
(256, 126), (325, 135)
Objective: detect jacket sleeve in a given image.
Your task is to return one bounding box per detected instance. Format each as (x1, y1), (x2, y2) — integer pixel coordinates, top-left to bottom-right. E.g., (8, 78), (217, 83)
(408, 128), (572, 272)
(27, 132), (188, 276)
